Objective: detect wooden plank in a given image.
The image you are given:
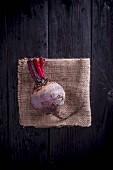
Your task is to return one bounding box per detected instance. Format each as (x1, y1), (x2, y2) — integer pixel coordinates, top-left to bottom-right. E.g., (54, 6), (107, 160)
(92, 0), (113, 126)
(91, 0), (113, 167)
(6, 0), (49, 167)
(48, 0), (91, 58)
(48, 0), (94, 168)
(0, 4), (9, 165)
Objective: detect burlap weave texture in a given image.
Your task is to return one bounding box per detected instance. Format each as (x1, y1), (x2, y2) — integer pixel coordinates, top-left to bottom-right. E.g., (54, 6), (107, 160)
(18, 58), (91, 128)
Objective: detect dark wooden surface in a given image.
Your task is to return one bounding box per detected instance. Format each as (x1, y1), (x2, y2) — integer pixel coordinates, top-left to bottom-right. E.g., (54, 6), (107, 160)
(0, 0), (113, 169)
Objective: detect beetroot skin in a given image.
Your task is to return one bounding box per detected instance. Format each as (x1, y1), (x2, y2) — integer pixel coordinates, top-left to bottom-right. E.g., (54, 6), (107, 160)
(31, 81), (65, 113)
(27, 58), (65, 115)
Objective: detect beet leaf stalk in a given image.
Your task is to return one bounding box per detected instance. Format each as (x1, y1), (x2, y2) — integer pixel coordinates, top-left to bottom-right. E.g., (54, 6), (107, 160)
(27, 57), (48, 90)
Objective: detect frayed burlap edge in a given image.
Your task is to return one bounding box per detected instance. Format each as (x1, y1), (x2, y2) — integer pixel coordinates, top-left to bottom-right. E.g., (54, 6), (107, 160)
(18, 58), (91, 128)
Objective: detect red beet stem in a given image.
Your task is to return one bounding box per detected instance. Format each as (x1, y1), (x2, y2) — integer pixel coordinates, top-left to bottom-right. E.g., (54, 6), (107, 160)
(27, 59), (37, 81)
(30, 60), (41, 80)
(33, 58), (44, 78)
(39, 57), (45, 77)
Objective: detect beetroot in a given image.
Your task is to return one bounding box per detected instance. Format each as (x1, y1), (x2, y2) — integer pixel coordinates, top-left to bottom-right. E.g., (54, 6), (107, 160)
(31, 81), (65, 113)
(27, 57), (65, 116)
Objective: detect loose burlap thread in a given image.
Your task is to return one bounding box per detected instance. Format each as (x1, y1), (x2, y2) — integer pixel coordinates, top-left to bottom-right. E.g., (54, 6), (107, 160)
(18, 58), (91, 128)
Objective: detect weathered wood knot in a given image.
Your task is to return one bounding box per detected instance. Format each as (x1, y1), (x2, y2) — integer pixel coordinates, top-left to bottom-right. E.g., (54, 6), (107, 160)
(105, 0), (113, 6)
(108, 89), (113, 103)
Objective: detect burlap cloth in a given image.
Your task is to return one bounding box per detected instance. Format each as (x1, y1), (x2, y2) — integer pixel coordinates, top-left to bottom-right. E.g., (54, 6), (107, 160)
(18, 58), (91, 128)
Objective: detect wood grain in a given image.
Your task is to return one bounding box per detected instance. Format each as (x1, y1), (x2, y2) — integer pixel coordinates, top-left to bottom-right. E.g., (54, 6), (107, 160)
(0, 0), (113, 169)
(92, 0), (113, 126)
(0, 6), (9, 165)
(91, 0), (113, 168)
(5, 0), (49, 167)
(48, 0), (91, 58)
(48, 0), (113, 168)
(48, 0), (93, 168)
